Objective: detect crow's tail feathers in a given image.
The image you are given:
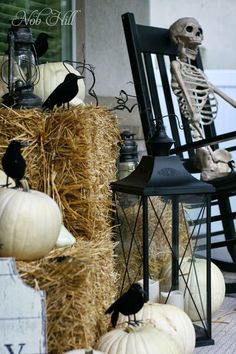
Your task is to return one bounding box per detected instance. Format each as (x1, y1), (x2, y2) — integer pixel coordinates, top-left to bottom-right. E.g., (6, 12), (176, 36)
(105, 303), (114, 314)
(111, 310), (119, 328)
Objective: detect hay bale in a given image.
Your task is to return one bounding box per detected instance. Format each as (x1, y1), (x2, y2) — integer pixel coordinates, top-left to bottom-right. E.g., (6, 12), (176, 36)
(17, 237), (117, 353)
(0, 105), (119, 241)
(0, 105), (120, 353)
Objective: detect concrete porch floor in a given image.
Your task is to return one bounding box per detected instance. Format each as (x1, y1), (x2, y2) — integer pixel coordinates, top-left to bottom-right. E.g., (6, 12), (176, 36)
(194, 268), (236, 353)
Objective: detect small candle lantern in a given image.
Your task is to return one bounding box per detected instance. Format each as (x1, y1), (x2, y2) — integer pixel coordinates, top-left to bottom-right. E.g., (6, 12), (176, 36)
(118, 130), (139, 180)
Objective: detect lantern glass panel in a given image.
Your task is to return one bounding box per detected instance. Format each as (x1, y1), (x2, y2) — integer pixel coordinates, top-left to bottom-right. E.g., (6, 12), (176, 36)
(1, 52), (37, 88)
(15, 50), (37, 85)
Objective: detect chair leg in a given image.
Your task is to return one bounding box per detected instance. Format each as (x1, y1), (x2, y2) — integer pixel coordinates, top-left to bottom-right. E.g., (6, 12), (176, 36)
(226, 282), (236, 294)
(217, 197), (236, 262)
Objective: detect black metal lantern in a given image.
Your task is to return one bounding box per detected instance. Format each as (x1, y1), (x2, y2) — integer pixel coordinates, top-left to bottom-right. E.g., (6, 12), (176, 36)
(0, 19), (42, 108)
(111, 124), (215, 346)
(118, 130), (139, 180)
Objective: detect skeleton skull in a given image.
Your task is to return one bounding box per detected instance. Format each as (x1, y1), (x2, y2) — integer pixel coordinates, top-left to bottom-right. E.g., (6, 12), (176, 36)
(169, 17), (203, 60)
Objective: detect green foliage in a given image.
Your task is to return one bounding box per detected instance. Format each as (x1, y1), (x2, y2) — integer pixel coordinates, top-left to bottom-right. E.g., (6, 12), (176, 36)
(0, 0), (72, 62)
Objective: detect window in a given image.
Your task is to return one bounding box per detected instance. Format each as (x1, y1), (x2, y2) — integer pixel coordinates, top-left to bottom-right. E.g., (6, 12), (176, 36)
(0, 0), (73, 62)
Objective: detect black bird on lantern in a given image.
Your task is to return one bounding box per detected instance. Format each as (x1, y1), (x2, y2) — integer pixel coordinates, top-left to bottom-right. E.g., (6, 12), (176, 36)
(34, 32), (52, 59)
(105, 283), (145, 328)
(42, 73), (84, 110)
(2, 140), (28, 188)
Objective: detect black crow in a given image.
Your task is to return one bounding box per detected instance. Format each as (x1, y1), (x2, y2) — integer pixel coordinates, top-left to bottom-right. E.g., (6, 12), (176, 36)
(2, 140), (28, 188)
(42, 73), (84, 110)
(105, 283), (145, 328)
(34, 32), (51, 58)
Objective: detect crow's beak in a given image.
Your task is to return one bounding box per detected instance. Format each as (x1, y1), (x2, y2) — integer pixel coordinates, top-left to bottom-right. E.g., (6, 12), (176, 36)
(77, 75), (84, 80)
(20, 141), (29, 148)
(139, 287), (146, 295)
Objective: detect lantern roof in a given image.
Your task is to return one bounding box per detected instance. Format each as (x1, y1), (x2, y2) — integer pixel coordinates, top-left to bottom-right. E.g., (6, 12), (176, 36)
(111, 155), (215, 196)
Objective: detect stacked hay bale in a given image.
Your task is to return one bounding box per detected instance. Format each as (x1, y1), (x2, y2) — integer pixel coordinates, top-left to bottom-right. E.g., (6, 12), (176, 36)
(0, 105), (119, 353)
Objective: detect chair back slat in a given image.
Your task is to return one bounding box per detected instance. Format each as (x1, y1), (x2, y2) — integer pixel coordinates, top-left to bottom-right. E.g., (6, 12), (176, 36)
(143, 53), (163, 124)
(156, 54), (185, 156)
(122, 13), (156, 142)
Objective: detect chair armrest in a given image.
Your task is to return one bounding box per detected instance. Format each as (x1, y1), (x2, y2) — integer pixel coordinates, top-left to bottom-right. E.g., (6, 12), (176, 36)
(171, 131), (236, 154)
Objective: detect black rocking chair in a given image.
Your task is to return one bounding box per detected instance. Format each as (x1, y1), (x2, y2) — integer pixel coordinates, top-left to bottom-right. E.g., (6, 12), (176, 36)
(122, 12), (236, 293)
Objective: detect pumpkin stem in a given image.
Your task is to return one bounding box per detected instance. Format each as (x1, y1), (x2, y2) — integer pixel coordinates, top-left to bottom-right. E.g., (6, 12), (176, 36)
(85, 350), (93, 354)
(124, 326), (135, 333)
(20, 178), (30, 192)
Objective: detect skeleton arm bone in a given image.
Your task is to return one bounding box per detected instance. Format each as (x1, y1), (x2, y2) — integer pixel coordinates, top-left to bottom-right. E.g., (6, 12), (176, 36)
(211, 85), (236, 109)
(172, 60), (236, 110)
(197, 68), (236, 108)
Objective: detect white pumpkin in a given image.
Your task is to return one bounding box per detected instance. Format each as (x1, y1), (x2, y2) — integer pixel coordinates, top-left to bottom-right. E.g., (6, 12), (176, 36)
(0, 78), (8, 103)
(64, 350), (105, 354)
(55, 224), (76, 248)
(161, 257), (225, 321)
(0, 170), (15, 187)
(0, 185), (62, 261)
(34, 62), (85, 105)
(118, 302), (195, 354)
(95, 326), (182, 354)
(0, 56), (10, 101)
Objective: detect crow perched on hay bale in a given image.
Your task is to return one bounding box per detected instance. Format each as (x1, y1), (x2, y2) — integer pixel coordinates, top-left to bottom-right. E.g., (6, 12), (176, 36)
(42, 73), (84, 110)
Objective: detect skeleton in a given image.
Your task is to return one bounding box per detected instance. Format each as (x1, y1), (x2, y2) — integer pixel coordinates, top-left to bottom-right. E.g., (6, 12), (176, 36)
(169, 17), (236, 181)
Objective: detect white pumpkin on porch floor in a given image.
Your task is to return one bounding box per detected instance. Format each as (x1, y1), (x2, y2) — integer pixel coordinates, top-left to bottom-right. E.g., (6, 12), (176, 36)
(161, 257), (225, 321)
(95, 326), (182, 354)
(117, 302), (195, 354)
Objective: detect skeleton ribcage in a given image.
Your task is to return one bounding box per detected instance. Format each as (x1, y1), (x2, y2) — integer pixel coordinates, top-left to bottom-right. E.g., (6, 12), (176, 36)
(171, 62), (218, 125)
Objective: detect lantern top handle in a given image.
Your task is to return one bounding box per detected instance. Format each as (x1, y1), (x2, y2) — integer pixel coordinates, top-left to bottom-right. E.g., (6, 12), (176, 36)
(11, 18), (29, 28)
(147, 119), (175, 157)
(8, 19), (34, 45)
